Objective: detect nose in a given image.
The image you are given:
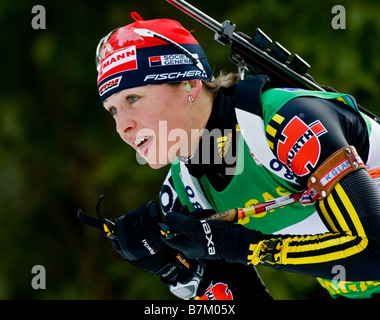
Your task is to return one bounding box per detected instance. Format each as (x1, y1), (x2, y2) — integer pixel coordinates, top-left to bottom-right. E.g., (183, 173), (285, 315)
(115, 116), (136, 142)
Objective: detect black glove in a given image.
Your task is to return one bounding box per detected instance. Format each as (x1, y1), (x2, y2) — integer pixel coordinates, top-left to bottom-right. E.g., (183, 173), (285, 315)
(78, 197), (202, 296)
(111, 200), (196, 285)
(161, 210), (257, 264)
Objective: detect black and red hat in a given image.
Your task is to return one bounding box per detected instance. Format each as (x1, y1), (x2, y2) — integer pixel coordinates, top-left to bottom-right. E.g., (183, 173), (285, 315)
(96, 13), (213, 102)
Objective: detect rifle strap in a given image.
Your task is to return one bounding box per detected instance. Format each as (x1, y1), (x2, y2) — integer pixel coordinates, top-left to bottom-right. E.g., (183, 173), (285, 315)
(302, 146), (366, 204)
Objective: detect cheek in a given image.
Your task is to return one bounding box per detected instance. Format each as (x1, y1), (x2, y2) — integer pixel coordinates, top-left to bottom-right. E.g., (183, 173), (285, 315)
(145, 121), (190, 164)
(167, 125), (193, 159)
(148, 92), (193, 161)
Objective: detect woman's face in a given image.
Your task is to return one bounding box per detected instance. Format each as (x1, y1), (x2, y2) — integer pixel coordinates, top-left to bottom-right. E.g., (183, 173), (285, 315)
(103, 83), (201, 169)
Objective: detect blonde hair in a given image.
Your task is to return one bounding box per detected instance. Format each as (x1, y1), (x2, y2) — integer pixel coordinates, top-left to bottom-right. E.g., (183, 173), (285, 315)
(203, 72), (240, 98)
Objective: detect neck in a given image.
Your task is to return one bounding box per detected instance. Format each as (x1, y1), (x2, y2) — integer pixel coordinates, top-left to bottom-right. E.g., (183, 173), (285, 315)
(194, 88), (213, 128)
(188, 88), (214, 156)
(184, 88), (239, 190)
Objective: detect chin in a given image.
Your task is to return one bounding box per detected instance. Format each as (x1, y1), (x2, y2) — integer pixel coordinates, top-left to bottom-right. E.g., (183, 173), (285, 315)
(147, 162), (168, 169)
(145, 156), (171, 169)
(144, 151), (178, 169)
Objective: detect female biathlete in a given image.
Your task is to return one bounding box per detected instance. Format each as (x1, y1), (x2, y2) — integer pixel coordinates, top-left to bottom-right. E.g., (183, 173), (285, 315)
(80, 13), (380, 300)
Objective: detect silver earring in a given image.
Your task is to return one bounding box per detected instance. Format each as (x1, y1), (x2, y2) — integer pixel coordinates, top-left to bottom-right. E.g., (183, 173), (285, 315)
(188, 95), (195, 102)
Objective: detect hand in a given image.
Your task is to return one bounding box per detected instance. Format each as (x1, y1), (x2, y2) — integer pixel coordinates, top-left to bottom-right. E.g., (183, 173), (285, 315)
(161, 211), (234, 261)
(111, 201), (198, 285)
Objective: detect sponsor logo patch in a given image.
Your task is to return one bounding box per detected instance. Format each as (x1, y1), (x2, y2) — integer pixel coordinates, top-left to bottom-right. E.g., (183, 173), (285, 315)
(200, 219), (215, 256)
(148, 54), (197, 67)
(217, 133), (232, 158)
(142, 239), (156, 256)
(277, 116), (327, 176)
(143, 70), (207, 82)
(97, 46), (137, 83)
(99, 76), (122, 96)
(320, 156), (363, 188)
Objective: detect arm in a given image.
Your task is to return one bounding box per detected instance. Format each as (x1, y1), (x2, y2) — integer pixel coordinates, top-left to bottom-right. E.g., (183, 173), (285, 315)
(261, 95), (380, 278)
(163, 169), (380, 280)
(163, 96), (380, 280)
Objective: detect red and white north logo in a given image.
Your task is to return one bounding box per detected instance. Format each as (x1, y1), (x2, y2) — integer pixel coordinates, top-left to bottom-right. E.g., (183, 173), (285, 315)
(198, 282), (233, 300)
(277, 116), (327, 176)
(97, 46), (137, 83)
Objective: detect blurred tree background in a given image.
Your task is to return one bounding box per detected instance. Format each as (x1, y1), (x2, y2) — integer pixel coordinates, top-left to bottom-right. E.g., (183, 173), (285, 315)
(0, 0), (379, 300)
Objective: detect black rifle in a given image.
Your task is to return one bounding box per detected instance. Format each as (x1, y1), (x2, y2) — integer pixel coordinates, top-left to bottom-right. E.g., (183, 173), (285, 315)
(166, 0), (380, 124)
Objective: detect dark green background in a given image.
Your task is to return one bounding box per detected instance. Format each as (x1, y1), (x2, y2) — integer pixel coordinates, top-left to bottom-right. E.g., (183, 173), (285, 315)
(1, 0), (379, 299)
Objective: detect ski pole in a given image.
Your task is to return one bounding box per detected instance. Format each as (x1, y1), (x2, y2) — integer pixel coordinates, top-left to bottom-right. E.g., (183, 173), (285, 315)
(159, 167), (380, 238)
(205, 167), (380, 222)
(205, 190), (303, 223)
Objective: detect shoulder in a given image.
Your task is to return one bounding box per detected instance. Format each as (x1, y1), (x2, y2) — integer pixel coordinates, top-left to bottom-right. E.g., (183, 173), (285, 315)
(264, 93), (369, 181)
(234, 75), (272, 116)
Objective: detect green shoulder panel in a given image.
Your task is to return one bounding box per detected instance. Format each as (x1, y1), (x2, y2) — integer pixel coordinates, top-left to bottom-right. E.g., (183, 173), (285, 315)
(261, 88), (360, 127)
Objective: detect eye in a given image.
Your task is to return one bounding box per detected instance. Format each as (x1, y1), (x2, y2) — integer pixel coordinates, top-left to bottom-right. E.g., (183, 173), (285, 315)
(108, 106), (118, 116)
(127, 95), (139, 104)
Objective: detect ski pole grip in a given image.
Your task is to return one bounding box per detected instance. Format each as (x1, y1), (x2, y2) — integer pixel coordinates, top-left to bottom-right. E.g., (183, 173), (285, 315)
(205, 207), (257, 222)
(205, 208), (238, 222)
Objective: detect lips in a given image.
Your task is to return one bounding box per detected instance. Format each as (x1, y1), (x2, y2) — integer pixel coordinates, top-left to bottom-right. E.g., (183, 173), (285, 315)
(133, 136), (152, 157)
(134, 136), (149, 148)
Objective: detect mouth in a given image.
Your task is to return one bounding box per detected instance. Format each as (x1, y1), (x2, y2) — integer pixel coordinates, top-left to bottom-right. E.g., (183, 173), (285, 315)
(134, 136), (149, 148)
(133, 136), (152, 156)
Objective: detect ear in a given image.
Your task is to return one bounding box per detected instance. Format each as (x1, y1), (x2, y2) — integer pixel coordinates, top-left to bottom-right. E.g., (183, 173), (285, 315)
(184, 79), (202, 99)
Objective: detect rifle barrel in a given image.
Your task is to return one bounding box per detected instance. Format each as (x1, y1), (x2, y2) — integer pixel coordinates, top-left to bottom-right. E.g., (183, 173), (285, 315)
(166, 0), (223, 33)
(166, 0), (380, 124)
(166, 0), (324, 90)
